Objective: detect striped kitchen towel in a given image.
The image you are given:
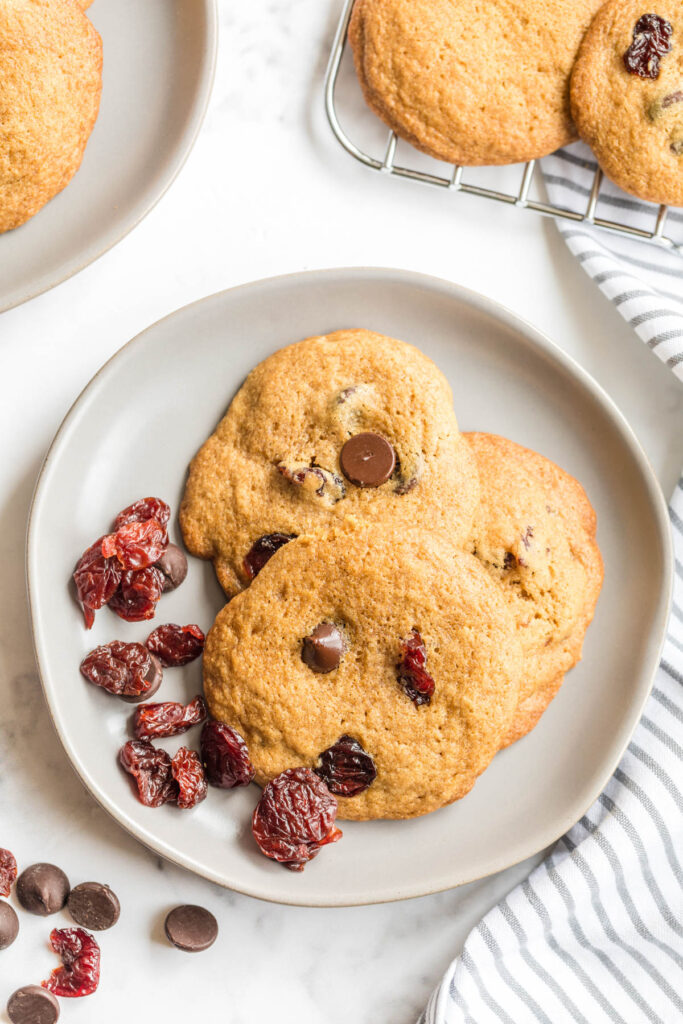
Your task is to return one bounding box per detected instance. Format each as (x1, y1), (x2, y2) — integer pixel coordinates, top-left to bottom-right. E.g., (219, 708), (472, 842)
(420, 148), (683, 1024)
(542, 142), (683, 382)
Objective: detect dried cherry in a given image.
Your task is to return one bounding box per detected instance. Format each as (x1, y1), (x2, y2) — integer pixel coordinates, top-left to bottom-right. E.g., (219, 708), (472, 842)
(315, 735), (376, 796)
(133, 695), (207, 741)
(397, 628), (435, 706)
(201, 720), (255, 788)
(243, 533), (296, 580)
(43, 927), (100, 997)
(171, 747), (208, 809)
(109, 567), (164, 622)
(101, 519), (167, 570)
(624, 14), (672, 78)
(252, 767), (342, 871)
(119, 740), (178, 807)
(114, 497), (171, 531)
(0, 848), (17, 897)
(73, 537), (122, 629)
(80, 641), (156, 699)
(146, 623), (205, 666)
(277, 462), (346, 504)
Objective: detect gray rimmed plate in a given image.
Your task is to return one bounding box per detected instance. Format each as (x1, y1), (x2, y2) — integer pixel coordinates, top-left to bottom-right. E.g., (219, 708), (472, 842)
(27, 268), (672, 907)
(0, 0), (217, 313)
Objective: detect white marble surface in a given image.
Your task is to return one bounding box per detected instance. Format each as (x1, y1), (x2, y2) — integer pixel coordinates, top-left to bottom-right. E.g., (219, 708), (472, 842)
(1, 2), (682, 1021)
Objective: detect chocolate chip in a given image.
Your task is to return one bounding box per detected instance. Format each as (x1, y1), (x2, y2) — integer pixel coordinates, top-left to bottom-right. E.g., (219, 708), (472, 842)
(7, 986), (60, 1024)
(121, 653), (163, 704)
(340, 432), (396, 488)
(302, 623), (345, 673)
(67, 882), (120, 930)
(0, 901), (19, 950)
(16, 864), (69, 916)
(164, 904), (218, 952)
(154, 543), (188, 592)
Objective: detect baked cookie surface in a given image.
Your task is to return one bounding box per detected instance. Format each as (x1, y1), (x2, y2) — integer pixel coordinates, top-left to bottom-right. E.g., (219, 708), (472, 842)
(0, 0), (102, 233)
(571, 0), (683, 206)
(465, 433), (603, 745)
(203, 527), (522, 820)
(180, 329), (479, 597)
(349, 0), (605, 166)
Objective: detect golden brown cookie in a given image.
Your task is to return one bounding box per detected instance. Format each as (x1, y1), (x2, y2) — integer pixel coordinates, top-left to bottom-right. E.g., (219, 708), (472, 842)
(180, 330), (479, 597)
(203, 526), (523, 820)
(465, 433), (603, 746)
(571, 0), (683, 206)
(349, 0), (606, 166)
(0, 0), (102, 233)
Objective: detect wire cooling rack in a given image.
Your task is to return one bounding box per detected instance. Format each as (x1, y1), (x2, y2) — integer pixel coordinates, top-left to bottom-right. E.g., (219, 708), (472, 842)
(324, 0), (679, 251)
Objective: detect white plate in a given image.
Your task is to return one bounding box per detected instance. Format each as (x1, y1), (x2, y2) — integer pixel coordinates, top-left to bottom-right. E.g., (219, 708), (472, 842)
(0, 0), (217, 313)
(27, 268), (672, 907)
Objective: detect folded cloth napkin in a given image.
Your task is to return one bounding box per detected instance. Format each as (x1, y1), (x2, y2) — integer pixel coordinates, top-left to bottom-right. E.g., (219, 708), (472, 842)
(420, 144), (683, 1024)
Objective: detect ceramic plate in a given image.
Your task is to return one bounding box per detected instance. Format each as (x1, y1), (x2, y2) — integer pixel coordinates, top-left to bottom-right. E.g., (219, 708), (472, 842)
(27, 268), (672, 907)
(0, 0), (217, 313)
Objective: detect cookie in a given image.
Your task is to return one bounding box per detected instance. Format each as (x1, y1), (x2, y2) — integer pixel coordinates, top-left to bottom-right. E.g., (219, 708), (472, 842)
(180, 330), (479, 597)
(0, 0), (102, 233)
(203, 526), (523, 820)
(465, 433), (603, 746)
(571, 0), (683, 206)
(348, 0), (605, 166)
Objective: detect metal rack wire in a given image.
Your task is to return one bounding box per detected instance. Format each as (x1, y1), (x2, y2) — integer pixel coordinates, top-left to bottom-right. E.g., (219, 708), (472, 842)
(324, 0), (679, 252)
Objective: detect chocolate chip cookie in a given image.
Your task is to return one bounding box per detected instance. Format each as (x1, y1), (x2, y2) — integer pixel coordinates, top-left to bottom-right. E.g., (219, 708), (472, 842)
(0, 0), (102, 233)
(349, 0), (606, 166)
(571, 0), (683, 205)
(465, 433), (603, 746)
(203, 526), (523, 820)
(180, 330), (479, 597)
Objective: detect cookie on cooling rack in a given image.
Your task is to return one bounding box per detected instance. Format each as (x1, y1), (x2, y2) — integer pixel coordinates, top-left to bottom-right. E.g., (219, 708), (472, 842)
(0, 0), (102, 233)
(465, 433), (603, 747)
(180, 329), (479, 597)
(203, 526), (523, 820)
(348, 0), (605, 166)
(571, 0), (683, 207)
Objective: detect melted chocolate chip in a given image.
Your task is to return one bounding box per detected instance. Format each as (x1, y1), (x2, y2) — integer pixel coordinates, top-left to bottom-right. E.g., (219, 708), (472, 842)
(67, 882), (120, 931)
(7, 987), (60, 1024)
(154, 543), (188, 592)
(164, 905), (218, 952)
(16, 864), (69, 916)
(0, 901), (19, 950)
(302, 623), (345, 673)
(340, 432), (396, 488)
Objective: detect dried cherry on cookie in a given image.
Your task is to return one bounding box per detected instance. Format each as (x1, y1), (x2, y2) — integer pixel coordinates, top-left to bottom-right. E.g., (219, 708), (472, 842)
(119, 740), (178, 807)
(315, 735), (377, 796)
(101, 518), (167, 570)
(43, 927), (101, 997)
(252, 767), (342, 871)
(201, 720), (255, 788)
(132, 695), (207, 741)
(73, 536), (122, 629)
(243, 533), (296, 580)
(171, 747), (208, 809)
(146, 623), (205, 666)
(109, 566), (165, 622)
(623, 14), (672, 78)
(0, 847), (17, 897)
(80, 641), (158, 699)
(277, 462), (346, 504)
(113, 497), (171, 531)
(397, 628), (435, 706)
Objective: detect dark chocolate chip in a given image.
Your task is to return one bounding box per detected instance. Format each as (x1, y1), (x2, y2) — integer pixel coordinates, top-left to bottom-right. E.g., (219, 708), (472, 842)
(67, 882), (120, 931)
(121, 653), (163, 704)
(302, 623), (345, 674)
(16, 864), (69, 916)
(0, 901), (19, 950)
(340, 432), (396, 488)
(164, 904), (218, 952)
(7, 986), (60, 1024)
(154, 543), (188, 592)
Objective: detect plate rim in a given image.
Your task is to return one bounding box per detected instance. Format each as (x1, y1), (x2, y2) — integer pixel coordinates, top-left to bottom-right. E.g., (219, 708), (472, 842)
(26, 266), (674, 907)
(1, 0), (219, 315)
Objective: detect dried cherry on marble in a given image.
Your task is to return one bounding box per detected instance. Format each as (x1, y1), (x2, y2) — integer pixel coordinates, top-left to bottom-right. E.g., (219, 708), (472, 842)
(0, 848), (17, 897)
(43, 927), (101, 997)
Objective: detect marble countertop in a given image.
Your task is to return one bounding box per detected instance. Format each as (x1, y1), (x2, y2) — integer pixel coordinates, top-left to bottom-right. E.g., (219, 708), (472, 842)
(1, 2), (682, 1021)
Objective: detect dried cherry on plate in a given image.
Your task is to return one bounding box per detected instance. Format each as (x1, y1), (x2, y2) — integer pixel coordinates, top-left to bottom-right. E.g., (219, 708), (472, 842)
(171, 747), (208, 809)
(397, 628), (435, 707)
(146, 623), (205, 666)
(43, 927), (100, 997)
(119, 740), (178, 807)
(0, 847), (17, 897)
(113, 497), (171, 531)
(80, 641), (157, 699)
(132, 695), (207, 741)
(201, 720), (255, 788)
(101, 519), (167, 570)
(73, 537), (122, 629)
(252, 767), (342, 871)
(109, 567), (165, 622)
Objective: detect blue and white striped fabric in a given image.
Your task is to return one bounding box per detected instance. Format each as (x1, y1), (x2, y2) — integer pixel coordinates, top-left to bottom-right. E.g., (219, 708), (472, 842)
(420, 147), (683, 1024)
